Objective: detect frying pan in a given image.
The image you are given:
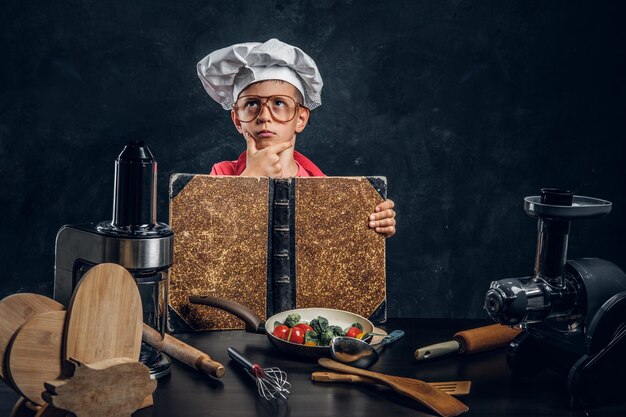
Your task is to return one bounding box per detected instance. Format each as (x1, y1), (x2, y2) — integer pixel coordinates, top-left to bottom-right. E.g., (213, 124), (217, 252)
(189, 295), (374, 360)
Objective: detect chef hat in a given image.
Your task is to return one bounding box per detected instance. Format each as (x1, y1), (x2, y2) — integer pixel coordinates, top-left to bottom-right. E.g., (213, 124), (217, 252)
(197, 38), (323, 110)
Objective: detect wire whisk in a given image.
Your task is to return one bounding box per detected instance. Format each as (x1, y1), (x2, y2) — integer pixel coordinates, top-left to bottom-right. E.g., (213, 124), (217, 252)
(228, 347), (291, 400)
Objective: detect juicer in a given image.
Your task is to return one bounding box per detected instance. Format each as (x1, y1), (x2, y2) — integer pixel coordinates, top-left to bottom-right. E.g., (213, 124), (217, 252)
(54, 140), (174, 378)
(484, 188), (626, 406)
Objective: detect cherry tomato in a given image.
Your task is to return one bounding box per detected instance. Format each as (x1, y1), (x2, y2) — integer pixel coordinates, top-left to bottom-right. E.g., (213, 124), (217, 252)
(346, 326), (361, 338)
(273, 324), (290, 340)
(294, 323), (314, 333)
(283, 327), (304, 344)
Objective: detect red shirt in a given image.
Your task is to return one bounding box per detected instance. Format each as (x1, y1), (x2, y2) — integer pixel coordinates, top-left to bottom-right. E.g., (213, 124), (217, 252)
(209, 151), (325, 177)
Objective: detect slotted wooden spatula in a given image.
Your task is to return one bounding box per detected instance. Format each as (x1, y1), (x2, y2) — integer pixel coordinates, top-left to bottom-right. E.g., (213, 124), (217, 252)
(311, 372), (471, 396)
(64, 263), (143, 365)
(318, 358), (469, 417)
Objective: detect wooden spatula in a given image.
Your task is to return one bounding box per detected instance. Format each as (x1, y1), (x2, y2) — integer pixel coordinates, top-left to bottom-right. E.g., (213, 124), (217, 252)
(318, 358), (469, 417)
(64, 263), (143, 365)
(0, 294), (63, 382)
(6, 310), (66, 405)
(311, 371), (471, 396)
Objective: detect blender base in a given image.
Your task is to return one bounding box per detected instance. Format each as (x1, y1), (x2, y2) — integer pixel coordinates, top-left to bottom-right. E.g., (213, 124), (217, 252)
(148, 352), (172, 379)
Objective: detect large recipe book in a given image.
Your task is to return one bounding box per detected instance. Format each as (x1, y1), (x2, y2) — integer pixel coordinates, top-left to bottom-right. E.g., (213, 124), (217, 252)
(167, 175), (387, 332)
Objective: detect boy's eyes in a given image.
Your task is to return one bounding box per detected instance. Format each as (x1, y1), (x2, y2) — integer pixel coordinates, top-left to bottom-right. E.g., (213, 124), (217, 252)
(240, 96), (293, 108)
(243, 99), (261, 108)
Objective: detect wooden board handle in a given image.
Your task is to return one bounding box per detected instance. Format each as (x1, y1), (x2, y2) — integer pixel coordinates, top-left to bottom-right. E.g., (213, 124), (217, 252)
(311, 372), (472, 396)
(453, 324), (521, 354)
(43, 357), (155, 417)
(312, 371), (371, 383)
(142, 324), (225, 378)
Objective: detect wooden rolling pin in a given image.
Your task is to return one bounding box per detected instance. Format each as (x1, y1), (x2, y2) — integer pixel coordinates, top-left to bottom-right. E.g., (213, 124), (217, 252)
(415, 324), (521, 361)
(142, 324), (225, 378)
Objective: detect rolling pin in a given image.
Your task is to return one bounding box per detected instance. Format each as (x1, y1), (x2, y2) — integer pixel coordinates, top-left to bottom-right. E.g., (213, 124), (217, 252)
(414, 324), (521, 361)
(142, 324), (225, 378)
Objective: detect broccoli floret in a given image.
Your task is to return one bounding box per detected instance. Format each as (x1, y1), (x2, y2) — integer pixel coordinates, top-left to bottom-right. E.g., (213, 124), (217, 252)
(283, 313), (301, 328)
(329, 325), (345, 337)
(310, 316), (329, 334)
(305, 330), (320, 346)
(320, 329), (336, 346)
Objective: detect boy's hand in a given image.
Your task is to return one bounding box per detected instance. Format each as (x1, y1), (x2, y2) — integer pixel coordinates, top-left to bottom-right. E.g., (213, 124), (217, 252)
(369, 199), (396, 238)
(241, 133), (294, 177)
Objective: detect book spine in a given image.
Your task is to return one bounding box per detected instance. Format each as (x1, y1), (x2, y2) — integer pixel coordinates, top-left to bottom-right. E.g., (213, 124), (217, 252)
(269, 179), (295, 315)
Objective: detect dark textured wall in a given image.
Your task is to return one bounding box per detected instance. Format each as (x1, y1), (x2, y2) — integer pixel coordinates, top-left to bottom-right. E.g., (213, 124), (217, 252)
(1, 0), (624, 318)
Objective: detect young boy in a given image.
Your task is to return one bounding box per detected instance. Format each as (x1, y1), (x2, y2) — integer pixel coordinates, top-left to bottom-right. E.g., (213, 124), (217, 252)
(197, 39), (396, 237)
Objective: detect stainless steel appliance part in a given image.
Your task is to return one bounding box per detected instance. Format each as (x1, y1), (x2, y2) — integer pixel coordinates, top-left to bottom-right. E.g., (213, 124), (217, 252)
(53, 140), (174, 378)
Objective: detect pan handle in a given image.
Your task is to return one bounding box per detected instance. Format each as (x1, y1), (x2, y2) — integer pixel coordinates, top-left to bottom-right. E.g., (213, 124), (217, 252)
(189, 295), (265, 334)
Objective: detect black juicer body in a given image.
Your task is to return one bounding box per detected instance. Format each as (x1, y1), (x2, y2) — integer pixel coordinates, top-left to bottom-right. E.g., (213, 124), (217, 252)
(54, 140), (174, 378)
(484, 188), (626, 406)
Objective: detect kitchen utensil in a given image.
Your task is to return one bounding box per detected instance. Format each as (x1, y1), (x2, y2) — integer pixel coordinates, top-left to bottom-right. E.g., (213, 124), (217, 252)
(0, 294), (64, 381)
(227, 347), (290, 401)
(330, 330), (404, 368)
(414, 324), (521, 361)
(484, 188), (626, 406)
(311, 372), (472, 396)
(54, 140), (174, 379)
(43, 357), (156, 417)
(9, 397), (40, 417)
(141, 323), (225, 378)
(189, 295), (374, 359)
(5, 311), (66, 405)
(318, 358), (469, 417)
(64, 263), (143, 366)
(33, 404), (68, 417)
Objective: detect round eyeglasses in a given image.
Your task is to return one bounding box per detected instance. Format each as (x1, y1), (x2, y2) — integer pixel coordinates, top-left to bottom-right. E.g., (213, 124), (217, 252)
(234, 95), (305, 123)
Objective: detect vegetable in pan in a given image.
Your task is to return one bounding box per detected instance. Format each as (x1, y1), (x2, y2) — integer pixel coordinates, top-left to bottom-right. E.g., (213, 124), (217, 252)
(272, 315), (368, 346)
(283, 313), (301, 328)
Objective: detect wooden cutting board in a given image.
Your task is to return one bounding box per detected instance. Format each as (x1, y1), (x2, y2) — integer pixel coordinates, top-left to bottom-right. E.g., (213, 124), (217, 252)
(6, 311), (66, 405)
(0, 294), (64, 382)
(64, 263), (143, 366)
(43, 358), (155, 417)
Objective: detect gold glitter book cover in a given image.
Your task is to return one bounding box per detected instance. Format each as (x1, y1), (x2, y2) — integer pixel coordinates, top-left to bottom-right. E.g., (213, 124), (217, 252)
(168, 175), (387, 332)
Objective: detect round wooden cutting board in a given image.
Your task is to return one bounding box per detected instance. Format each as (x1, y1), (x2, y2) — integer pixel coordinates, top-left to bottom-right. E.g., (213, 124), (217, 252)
(64, 263), (143, 365)
(6, 311), (66, 405)
(0, 294), (64, 382)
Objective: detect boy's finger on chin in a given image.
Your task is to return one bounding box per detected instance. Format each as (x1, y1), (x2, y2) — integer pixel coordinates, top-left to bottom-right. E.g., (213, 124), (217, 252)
(269, 141), (295, 155)
(245, 133), (258, 153)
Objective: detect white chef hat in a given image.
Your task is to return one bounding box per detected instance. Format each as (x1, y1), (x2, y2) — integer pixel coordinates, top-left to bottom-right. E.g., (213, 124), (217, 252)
(197, 38), (323, 111)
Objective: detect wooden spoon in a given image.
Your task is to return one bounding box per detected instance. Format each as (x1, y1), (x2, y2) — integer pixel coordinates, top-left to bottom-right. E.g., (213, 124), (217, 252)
(311, 371), (472, 396)
(6, 311), (66, 405)
(318, 358), (469, 417)
(0, 294), (64, 383)
(64, 263), (143, 366)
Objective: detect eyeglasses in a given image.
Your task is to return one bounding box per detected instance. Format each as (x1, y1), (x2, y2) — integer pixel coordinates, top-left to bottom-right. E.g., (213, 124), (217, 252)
(233, 95), (306, 123)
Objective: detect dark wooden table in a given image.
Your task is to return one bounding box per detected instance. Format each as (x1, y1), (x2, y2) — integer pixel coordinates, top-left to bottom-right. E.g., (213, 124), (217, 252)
(1, 318), (624, 417)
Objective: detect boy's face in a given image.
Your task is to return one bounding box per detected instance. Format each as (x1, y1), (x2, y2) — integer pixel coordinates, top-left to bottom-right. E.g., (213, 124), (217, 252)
(231, 81), (309, 150)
